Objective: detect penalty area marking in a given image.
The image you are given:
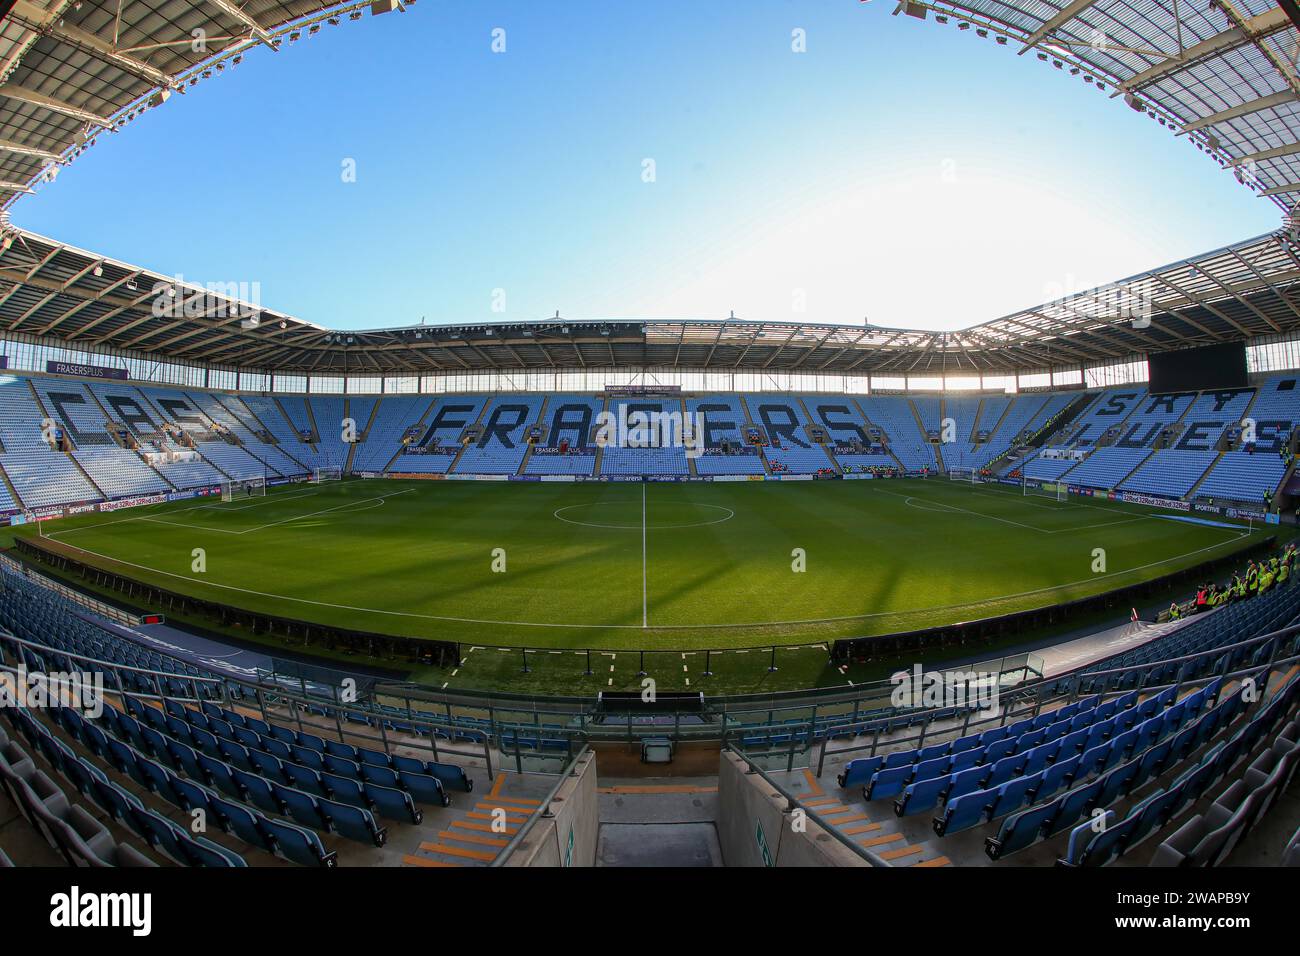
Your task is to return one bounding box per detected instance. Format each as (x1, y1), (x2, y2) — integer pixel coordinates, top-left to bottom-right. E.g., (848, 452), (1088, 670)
(895, 488), (1191, 536)
(135, 489), (412, 535)
(195, 489), (323, 511)
(43, 485), (331, 539)
(46, 488), (413, 540)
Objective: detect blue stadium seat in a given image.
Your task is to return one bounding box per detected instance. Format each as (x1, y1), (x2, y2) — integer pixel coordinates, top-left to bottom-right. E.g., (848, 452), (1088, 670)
(273, 782), (328, 831)
(863, 764), (912, 801)
(894, 775), (949, 817)
(1044, 777), (1105, 837)
(933, 788), (993, 836)
(945, 765), (991, 802)
(232, 768), (284, 816)
(318, 796), (388, 847)
(259, 817), (337, 867)
(989, 775), (1038, 819)
(1037, 754), (1081, 800)
(985, 797), (1061, 860)
(208, 796), (275, 853)
(364, 783), (423, 824)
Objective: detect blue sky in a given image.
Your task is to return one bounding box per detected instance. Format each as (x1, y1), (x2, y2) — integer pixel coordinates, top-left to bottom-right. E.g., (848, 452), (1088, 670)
(15, 0), (1279, 332)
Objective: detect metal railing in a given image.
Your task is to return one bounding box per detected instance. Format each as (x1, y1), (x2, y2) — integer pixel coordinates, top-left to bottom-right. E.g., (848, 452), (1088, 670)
(809, 621), (1300, 776)
(734, 651), (1300, 869)
(0, 630), (499, 777)
(488, 745), (591, 867)
(724, 744), (890, 867)
(0, 552), (144, 626)
(4, 558), (1299, 769)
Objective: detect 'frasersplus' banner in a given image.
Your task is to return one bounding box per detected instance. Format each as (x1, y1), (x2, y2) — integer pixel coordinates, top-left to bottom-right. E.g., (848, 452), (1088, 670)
(45, 360), (128, 381)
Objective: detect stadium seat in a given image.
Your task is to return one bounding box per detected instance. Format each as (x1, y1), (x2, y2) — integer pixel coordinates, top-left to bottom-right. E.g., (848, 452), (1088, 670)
(933, 788), (993, 836)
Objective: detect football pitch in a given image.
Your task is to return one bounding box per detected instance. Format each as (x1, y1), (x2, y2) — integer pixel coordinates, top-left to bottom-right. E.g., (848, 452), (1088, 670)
(14, 475), (1269, 694)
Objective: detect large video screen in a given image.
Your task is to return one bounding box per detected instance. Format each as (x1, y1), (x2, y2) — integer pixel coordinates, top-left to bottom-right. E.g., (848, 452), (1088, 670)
(1148, 342), (1247, 393)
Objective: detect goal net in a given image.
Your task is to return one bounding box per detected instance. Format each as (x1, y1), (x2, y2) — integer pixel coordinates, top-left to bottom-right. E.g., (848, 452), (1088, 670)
(1024, 478), (1068, 502)
(221, 477), (266, 502)
(313, 466), (343, 483)
(947, 467), (978, 484)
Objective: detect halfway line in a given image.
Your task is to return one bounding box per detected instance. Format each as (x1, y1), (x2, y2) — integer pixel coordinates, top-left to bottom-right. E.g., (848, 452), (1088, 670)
(642, 480), (648, 628)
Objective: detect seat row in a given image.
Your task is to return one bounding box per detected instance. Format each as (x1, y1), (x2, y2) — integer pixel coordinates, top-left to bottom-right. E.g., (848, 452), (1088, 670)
(1142, 724), (1298, 867)
(0, 723), (156, 867)
(0, 582), (224, 691)
(932, 682), (1221, 839)
(187, 698), (472, 793)
(986, 678), (1267, 861)
(292, 695), (484, 744)
(839, 690), (1144, 792)
(1060, 675), (1298, 866)
(127, 698), (450, 807)
(1284, 825), (1300, 867)
(1073, 584), (1300, 683)
(35, 702), (348, 866)
(84, 700), (431, 828)
(754, 702), (982, 749)
(2, 703), (248, 867)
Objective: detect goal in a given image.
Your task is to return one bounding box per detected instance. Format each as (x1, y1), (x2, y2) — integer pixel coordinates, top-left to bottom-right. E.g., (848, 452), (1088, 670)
(221, 477), (266, 502)
(312, 466), (343, 483)
(947, 467), (979, 484)
(1024, 477), (1068, 502)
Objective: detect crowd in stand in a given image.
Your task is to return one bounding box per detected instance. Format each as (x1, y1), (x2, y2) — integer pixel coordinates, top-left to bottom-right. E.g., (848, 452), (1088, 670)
(1165, 543), (1298, 621)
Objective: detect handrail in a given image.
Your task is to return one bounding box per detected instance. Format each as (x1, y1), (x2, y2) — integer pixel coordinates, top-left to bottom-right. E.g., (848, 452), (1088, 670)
(0, 628), (498, 775)
(806, 614), (1300, 745)
(3, 563), (1298, 752)
(488, 744), (591, 867)
(0, 552), (143, 626)
(16, 521), (1267, 714)
(0, 632), (225, 685)
(724, 744), (891, 867)
(1055, 618), (1300, 682)
(814, 645), (1300, 776)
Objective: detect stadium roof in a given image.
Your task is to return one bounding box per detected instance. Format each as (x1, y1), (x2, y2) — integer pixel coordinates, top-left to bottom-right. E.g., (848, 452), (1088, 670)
(892, 0), (1300, 210)
(2, 0), (1300, 375)
(0, 0), (393, 202)
(0, 225), (1297, 375)
(1, 0), (1297, 210)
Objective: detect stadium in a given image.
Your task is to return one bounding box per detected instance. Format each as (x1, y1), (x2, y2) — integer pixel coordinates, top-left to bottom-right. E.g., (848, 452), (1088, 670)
(0, 0), (1295, 917)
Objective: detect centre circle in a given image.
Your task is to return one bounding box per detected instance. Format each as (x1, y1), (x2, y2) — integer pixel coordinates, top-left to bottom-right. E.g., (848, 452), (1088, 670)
(553, 500), (735, 530)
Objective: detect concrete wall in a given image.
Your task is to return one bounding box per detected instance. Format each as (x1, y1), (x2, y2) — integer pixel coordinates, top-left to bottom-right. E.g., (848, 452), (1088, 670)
(716, 751), (868, 867)
(592, 741), (721, 777)
(502, 750), (600, 867)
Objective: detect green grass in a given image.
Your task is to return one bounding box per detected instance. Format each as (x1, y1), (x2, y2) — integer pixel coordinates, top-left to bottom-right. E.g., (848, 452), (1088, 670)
(16, 477), (1265, 673)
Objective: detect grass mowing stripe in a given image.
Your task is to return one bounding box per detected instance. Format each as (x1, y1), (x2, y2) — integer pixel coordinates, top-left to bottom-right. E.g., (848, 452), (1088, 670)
(16, 478), (1269, 651)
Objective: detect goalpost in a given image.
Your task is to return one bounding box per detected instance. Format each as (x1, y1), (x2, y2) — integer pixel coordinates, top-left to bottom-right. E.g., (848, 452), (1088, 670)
(221, 476), (266, 502)
(1023, 476), (1068, 502)
(947, 467), (978, 484)
(312, 466), (343, 483)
